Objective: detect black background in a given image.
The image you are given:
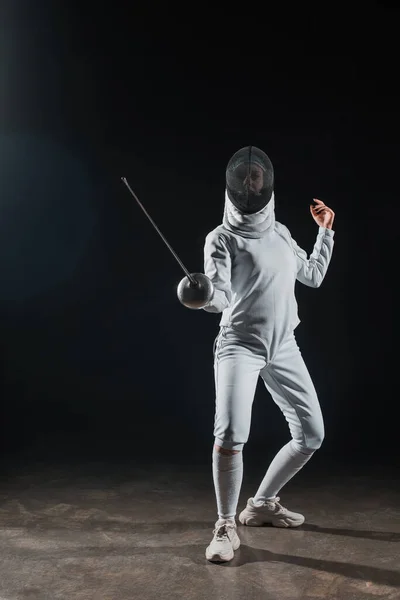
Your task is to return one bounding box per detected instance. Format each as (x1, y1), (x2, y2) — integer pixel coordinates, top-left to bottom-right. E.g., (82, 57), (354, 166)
(0, 2), (398, 469)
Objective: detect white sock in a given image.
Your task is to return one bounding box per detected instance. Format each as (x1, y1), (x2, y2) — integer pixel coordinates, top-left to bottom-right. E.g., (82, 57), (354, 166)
(212, 448), (243, 520)
(253, 440), (313, 503)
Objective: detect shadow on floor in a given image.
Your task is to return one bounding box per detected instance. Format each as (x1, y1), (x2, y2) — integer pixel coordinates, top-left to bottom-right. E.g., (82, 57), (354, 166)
(219, 543), (400, 588)
(300, 523), (400, 543)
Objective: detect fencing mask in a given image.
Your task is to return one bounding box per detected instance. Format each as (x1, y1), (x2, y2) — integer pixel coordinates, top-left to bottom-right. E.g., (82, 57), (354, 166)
(225, 146), (274, 214)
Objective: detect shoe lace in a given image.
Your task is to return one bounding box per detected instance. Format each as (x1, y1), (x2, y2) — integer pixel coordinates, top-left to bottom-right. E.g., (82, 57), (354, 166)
(266, 496), (287, 515)
(214, 524), (230, 541)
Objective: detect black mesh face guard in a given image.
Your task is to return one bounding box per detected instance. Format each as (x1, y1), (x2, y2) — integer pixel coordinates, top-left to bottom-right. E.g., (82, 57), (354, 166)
(226, 146), (274, 214)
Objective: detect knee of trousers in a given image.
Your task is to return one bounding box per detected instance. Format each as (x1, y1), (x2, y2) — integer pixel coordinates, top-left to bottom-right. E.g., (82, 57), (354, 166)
(214, 437), (245, 452)
(293, 428), (325, 455)
(214, 420), (249, 452)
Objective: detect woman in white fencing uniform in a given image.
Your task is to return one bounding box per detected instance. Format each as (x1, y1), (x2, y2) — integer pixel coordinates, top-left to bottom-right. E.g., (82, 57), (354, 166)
(203, 146), (335, 563)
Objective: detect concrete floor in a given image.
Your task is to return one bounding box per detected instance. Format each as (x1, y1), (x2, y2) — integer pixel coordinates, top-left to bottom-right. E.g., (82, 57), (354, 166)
(0, 460), (399, 600)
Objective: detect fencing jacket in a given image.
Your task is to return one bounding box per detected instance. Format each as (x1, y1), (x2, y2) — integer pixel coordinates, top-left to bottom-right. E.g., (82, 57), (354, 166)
(203, 191), (335, 354)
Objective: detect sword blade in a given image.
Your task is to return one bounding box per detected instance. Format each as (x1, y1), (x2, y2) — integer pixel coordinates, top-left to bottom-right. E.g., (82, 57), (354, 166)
(121, 177), (196, 285)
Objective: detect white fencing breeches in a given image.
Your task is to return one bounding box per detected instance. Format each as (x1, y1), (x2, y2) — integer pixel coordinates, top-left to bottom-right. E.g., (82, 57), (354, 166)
(213, 327), (325, 453)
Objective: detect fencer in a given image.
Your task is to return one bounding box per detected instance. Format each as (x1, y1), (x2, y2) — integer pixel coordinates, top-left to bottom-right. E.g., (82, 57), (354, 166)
(203, 146), (335, 563)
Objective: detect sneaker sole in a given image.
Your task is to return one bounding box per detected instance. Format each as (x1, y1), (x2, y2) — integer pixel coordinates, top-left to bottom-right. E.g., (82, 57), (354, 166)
(238, 510), (305, 528)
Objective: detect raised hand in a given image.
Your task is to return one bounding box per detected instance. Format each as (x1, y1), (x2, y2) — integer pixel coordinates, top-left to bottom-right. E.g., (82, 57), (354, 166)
(310, 198), (335, 230)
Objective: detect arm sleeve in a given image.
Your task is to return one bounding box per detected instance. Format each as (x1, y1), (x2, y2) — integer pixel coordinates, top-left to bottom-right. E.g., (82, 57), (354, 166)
(202, 232), (232, 313)
(291, 226), (335, 288)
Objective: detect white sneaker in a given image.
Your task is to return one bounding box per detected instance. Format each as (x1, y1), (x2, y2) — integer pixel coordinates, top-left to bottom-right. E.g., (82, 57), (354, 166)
(238, 496), (305, 528)
(205, 519), (240, 562)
